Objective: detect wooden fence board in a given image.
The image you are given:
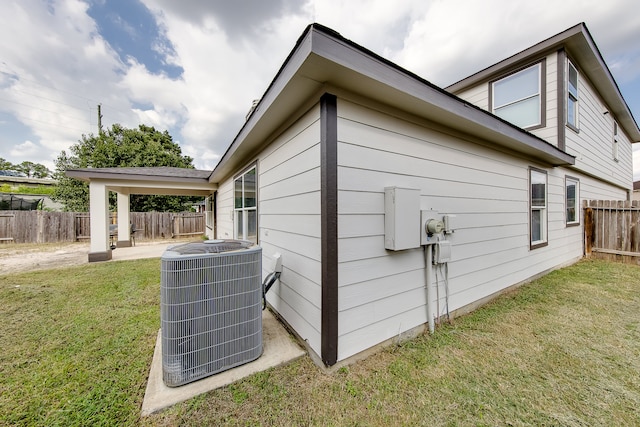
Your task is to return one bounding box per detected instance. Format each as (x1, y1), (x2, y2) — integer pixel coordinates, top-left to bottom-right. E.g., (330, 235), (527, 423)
(584, 200), (640, 265)
(0, 214), (15, 242)
(0, 211), (205, 244)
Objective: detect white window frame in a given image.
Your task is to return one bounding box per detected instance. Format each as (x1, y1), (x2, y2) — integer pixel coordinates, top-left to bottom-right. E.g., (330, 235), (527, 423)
(491, 62), (543, 129)
(233, 165), (257, 243)
(567, 59), (579, 130)
(565, 176), (580, 226)
(530, 168), (548, 248)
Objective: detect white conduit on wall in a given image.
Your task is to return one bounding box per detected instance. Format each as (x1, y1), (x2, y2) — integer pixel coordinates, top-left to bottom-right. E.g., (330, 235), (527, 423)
(424, 244), (435, 334)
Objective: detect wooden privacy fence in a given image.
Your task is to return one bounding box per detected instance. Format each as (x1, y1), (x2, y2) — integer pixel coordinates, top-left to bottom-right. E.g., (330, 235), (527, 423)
(584, 200), (640, 264)
(0, 211), (205, 244)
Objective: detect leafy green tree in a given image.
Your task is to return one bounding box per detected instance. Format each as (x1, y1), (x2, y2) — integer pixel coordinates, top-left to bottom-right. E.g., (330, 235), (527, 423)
(1, 158), (51, 178)
(52, 124), (202, 212)
(0, 157), (12, 170)
(14, 161), (51, 178)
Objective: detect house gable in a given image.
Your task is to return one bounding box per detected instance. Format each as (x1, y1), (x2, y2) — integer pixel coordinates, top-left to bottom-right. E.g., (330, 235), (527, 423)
(447, 23), (639, 192)
(447, 23), (639, 142)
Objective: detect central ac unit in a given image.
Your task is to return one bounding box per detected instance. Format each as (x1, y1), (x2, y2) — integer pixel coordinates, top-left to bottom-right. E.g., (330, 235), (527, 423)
(160, 239), (262, 387)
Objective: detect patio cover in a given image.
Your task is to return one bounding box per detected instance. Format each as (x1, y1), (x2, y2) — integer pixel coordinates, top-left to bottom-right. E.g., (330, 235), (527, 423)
(66, 167), (216, 262)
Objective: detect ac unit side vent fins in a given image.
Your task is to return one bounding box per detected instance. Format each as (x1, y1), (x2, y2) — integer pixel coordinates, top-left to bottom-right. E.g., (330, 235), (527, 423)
(160, 240), (263, 387)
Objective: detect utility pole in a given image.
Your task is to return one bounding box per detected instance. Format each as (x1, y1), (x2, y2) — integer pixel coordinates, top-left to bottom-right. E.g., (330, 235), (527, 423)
(97, 103), (103, 135)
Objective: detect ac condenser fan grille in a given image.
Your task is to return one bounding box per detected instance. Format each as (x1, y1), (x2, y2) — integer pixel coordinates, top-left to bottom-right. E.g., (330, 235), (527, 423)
(169, 239), (253, 254)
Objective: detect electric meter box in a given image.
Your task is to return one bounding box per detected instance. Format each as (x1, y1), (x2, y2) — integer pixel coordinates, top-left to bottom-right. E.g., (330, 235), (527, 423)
(384, 187), (420, 251)
(421, 210), (443, 245)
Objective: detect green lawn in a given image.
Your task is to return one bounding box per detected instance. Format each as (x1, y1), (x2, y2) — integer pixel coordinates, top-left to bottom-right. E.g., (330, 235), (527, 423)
(1, 258), (639, 426)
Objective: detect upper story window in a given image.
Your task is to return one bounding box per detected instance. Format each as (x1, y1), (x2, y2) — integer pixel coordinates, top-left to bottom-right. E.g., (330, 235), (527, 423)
(234, 165), (257, 243)
(567, 60), (579, 129)
(492, 62), (542, 129)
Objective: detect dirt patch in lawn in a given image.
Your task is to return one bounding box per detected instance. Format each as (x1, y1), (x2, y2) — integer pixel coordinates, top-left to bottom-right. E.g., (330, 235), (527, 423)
(0, 242), (91, 275)
(0, 239), (188, 275)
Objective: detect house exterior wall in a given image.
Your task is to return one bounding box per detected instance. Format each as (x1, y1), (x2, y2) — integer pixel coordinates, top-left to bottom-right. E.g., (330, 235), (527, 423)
(454, 52), (558, 148)
(563, 67), (633, 191)
(455, 83), (488, 110)
(334, 98), (624, 361)
(452, 50), (633, 194)
(537, 52), (559, 146)
(215, 105), (324, 358)
(215, 179), (234, 239)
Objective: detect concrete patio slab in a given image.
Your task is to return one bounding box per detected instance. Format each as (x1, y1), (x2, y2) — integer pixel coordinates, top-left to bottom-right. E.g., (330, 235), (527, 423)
(141, 309), (306, 416)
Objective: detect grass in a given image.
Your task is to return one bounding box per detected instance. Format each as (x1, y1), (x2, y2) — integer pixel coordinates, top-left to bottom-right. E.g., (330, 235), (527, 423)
(1, 259), (639, 426)
(0, 259), (160, 426)
(0, 183), (55, 195)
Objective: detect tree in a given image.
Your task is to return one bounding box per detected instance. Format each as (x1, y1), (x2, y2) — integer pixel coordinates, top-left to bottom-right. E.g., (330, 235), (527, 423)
(14, 161), (51, 178)
(0, 158), (51, 177)
(0, 157), (12, 170)
(52, 124), (201, 212)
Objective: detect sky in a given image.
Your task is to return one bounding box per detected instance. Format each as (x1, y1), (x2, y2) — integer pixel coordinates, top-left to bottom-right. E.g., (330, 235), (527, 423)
(1, 0), (639, 178)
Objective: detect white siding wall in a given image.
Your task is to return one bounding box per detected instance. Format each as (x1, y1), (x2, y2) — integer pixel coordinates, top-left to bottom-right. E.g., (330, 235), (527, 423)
(216, 106), (324, 357)
(577, 172), (628, 201)
(453, 51), (633, 192)
(454, 84), (488, 110)
(532, 53), (558, 146)
(334, 99), (624, 361)
(216, 180), (234, 239)
(453, 52), (559, 147)
(564, 69), (633, 190)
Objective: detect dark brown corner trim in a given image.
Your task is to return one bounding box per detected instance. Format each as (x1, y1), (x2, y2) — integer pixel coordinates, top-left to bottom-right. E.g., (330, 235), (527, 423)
(320, 92), (338, 366)
(557, 49), (567, 151)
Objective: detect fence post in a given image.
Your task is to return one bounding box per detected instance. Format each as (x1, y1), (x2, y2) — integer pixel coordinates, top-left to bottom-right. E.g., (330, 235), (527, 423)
(37, 210), (44, 243)
(584, 202), (593, 257)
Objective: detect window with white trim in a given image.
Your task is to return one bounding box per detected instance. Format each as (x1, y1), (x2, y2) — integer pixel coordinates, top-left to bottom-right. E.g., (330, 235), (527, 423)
(234, 166), (257, 243)
(565, 177), (579, 226)
(567, 60), (579, 129)
(492, 63), (542, 128)
(530, 168), (547, 247)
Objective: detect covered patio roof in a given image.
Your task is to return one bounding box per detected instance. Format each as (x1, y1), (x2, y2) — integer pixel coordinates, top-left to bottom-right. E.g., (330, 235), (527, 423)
(66, 167), (216, 262)
(67, 167), (215, 196)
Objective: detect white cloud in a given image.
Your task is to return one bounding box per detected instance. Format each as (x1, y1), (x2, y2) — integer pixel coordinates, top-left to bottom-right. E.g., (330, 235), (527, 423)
(10, 140), (39, 158)
(0, 0), (127, 166)
(391, 0), (640, 87)
(138, 0), (312, 166)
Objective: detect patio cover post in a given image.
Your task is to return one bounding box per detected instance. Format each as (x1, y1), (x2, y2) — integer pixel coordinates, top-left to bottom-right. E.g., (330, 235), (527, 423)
(116, 192), (131, 247)
(88, 181), (112, 262)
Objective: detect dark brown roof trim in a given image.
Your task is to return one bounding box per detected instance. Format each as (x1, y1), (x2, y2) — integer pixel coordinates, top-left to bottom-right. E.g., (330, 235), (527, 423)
(320, 93), (338, 366)
(306, 23), (574, 165)
(557, 49), (567, 151)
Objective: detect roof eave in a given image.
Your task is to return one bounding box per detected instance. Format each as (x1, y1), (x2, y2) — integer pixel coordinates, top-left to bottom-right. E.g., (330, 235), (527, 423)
(209, 25), (575, 184)
(66, 168), (213, 185)
(446, 23), (640, 142)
